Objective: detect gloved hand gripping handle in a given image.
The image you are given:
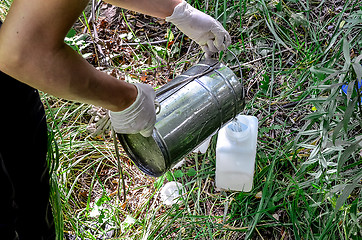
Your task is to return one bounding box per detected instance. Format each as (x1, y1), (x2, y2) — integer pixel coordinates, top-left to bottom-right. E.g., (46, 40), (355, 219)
(166, 0), (231, 58)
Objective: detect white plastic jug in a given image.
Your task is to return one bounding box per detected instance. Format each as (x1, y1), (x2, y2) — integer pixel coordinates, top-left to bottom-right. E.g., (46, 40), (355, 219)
(215, 115), (258, 192)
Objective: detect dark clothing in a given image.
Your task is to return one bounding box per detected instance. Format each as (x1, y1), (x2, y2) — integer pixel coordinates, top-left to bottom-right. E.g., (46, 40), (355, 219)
(0, 21), (55, 239)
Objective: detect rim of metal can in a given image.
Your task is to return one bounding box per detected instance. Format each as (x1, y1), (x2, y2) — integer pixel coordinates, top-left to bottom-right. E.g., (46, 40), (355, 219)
(117, 131), (168, 177)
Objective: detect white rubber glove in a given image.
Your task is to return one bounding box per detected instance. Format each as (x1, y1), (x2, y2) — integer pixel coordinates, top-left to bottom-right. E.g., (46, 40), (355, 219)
(109, 82), (156, 137)
(166, 0), (231, 58)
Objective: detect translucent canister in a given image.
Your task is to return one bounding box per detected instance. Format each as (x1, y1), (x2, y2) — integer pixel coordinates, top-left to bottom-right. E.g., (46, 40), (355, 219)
(215, 115), (258, 192)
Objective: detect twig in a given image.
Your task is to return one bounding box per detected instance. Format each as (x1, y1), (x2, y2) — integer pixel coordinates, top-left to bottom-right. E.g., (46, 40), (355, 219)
(91, 0), (106, 63)
(118, 39), (169, 46)
(112, 129), (127, 203)
(82, 0), (103, 34)
(87, 39), (169, 48)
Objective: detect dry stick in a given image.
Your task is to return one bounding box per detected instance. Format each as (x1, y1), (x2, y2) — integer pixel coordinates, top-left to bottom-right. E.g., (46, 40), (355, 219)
(83, 0), (103, 33)
(85, 39), (169, 51)
(88, 1), (127, 202)
(91, 0), (106, 65)
(118, 39), (169, 46)
(112, 129), (127, 203)
(81, 2), (101, 67)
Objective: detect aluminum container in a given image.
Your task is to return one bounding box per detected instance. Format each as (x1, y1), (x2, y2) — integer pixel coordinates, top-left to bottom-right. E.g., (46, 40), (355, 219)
(117, 59), (244, 177)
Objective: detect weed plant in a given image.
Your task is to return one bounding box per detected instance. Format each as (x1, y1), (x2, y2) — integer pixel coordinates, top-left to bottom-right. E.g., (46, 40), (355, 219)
(1, 0), (361, 239)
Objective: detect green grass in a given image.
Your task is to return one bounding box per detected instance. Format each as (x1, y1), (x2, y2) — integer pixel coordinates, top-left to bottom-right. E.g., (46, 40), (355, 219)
(1, 0), (362, 239)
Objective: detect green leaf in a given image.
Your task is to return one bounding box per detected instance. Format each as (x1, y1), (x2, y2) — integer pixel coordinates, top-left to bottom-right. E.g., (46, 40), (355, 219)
(166, 171), (174, 182)
(338, 137), (362, 173)
(352, 61), (362, 83)
(350, 199), (358, 222)
(301, 158), (318, 166)
(303, 111), (327, 120)
(307, 97), (329, 103)
(298, 129), (320, 136)
(354, 54), (362, 66)
(346, 80), (355, 103)
(167, 28), (174, 41)
(174, 169), (184, 178)
(334, 183), (355, 212)
(343, 97), (357, 132)
(323, 31), (343, 55)
(332, 120), (344, 144)
(96, 194), (110, 206)
(186, 168), (197, 177)
(66, 28), (76, 38)
(342, 37), (351, 66)
(345, 18), (362, 25)
(154, 175), (165, 190)
(334, 171), (362, 214)
(310, 66), (338, 76)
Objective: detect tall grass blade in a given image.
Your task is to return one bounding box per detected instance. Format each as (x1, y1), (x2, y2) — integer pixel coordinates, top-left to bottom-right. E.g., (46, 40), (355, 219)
(338, 137), (362, 173)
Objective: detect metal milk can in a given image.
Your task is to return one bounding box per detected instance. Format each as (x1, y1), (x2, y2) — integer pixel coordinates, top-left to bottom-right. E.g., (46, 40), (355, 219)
(117, 58), (245, 177)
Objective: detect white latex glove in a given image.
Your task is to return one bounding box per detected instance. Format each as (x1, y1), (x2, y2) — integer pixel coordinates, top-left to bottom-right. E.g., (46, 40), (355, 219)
(109, 82), (156, 137)
(166, 0), (231, 58)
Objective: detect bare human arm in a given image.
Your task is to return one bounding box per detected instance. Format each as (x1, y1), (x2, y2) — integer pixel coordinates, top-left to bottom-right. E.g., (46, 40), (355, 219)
(104, 0), (182, 18)
(0, 0), (229, 114)
(0, 0), (181, 112)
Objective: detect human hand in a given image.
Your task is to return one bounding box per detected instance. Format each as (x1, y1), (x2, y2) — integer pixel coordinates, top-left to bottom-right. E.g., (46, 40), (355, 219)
(166, 0), (231, 58)
(109, 82), (156, 137)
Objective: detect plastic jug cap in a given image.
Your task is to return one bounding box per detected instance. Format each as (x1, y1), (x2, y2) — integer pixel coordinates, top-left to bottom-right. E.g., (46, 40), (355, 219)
(225, 119), (249, 140)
